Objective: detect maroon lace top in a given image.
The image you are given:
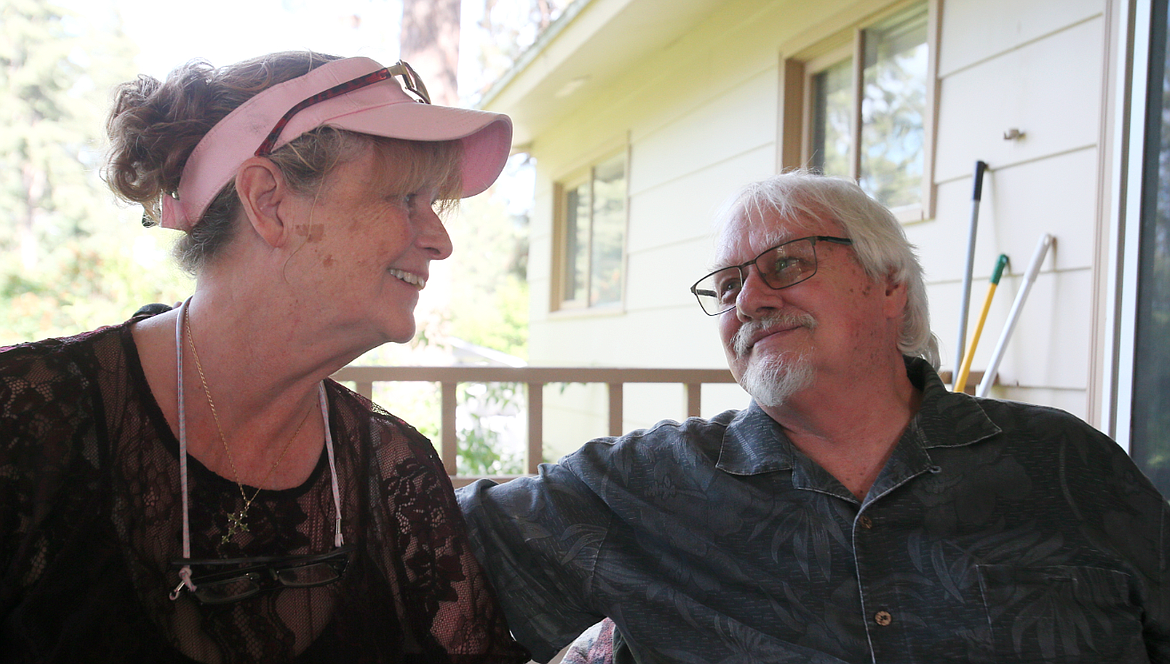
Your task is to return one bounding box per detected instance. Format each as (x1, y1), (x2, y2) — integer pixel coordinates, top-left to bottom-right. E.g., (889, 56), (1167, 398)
(0, 317), (529, 663)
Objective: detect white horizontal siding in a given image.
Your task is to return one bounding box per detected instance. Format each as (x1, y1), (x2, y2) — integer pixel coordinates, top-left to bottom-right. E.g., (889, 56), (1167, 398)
(938, 0), (1105, 77)
(934, 17), (1105, 182)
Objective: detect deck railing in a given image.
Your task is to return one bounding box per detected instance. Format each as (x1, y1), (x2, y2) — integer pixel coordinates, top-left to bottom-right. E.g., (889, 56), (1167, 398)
(331, 366), (738, 487)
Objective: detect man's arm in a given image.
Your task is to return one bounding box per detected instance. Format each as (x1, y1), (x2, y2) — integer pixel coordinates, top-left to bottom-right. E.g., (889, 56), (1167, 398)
(458, 464), (612, 663)
(1146, 500), (1170, 662)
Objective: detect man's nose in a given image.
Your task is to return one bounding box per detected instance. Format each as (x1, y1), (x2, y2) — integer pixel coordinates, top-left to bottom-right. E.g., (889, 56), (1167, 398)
(735, 267), (780, 321)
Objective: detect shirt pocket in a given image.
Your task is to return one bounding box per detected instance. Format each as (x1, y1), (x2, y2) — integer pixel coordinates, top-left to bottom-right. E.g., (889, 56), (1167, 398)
(976, 564), (1147, 663)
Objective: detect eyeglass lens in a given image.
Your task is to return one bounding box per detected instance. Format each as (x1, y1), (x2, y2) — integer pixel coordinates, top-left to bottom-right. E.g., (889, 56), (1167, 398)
(394, 61), (430, 104)
(183, 549), (349, 605)
(277, 559), (345, 588)
(195, 573), (264, 605)
(692, 238), (822, 315)
(192, 560), (344, 604)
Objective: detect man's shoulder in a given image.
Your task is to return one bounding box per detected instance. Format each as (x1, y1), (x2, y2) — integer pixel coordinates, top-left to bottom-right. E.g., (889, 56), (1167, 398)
(457, 409), (750, 527)
(566, 409), (741, 461)
(961, 396), (1168, 504)
(974, 396), (1111, 444)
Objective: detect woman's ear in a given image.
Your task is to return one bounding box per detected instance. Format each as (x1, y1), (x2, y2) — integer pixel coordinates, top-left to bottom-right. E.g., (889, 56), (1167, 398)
(235, 157), (290, 248)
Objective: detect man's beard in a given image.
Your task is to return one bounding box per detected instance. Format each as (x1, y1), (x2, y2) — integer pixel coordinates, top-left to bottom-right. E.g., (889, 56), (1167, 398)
(732, 313), (816, 407)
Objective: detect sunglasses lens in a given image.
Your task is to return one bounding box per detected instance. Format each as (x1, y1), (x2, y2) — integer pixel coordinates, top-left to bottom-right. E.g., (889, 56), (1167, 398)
(277, 561), (342, 588)
(194, 575), (261, 604)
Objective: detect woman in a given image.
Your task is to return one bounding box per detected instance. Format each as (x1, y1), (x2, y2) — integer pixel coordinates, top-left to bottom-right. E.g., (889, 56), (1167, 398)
(0, 52), (529, 663)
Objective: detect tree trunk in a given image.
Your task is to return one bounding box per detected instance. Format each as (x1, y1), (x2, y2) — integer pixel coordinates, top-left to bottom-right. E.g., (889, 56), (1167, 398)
(20, 159), (45, 271)
(400, 0), (461, 106)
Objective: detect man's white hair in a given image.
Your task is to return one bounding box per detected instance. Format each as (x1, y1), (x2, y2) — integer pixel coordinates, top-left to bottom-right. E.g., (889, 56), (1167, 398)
(715, 170), (941, 369)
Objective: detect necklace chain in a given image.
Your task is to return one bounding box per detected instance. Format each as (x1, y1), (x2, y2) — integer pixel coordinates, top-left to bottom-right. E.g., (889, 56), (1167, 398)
(184, 306), (313, 544)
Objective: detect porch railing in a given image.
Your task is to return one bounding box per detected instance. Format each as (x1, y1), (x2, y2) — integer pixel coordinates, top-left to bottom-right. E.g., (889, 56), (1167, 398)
(331, 366), (738, 487)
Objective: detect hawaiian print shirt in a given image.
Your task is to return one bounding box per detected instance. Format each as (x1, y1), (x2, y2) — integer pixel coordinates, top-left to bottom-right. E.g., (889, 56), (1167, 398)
(459, 358), (1170, 663)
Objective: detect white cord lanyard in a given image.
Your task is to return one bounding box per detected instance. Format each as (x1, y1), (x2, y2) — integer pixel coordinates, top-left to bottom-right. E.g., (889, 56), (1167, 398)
(171, 298), (343, 600)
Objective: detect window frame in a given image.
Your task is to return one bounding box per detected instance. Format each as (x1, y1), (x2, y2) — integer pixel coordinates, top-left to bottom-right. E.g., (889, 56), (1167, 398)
(1110, 0), (1169, 466)
(551, 149), (630, 313)
(1127, 0), (1170, 494)
(779, 0), (940, 222)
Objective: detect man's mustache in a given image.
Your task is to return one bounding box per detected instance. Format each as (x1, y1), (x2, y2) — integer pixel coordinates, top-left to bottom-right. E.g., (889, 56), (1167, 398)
(732, 312), (816, 357)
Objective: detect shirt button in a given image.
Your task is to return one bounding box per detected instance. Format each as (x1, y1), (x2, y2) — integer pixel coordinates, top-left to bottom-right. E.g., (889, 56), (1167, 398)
(859, 515), (873, 529)
(875, 610), (893, 626)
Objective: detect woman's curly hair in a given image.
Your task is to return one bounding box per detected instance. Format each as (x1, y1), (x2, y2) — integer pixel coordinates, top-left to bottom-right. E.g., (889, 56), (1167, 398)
(103, 51), (461, 273)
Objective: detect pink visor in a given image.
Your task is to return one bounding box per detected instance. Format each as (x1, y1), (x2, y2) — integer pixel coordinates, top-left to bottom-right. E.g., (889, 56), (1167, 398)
(159, 56), (513, 231)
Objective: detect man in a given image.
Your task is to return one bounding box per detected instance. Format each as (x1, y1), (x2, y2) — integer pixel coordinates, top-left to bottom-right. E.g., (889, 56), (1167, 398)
(458, 172), (1170, 663)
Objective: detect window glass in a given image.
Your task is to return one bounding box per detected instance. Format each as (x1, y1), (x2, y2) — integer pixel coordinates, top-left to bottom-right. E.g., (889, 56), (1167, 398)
(811, 58), (853, 179)
(803, 1), (928, 215)
(558, 153), (626, 309)
(564, 183), (591, 303)
(860, 6), (928, 210)
(590, 155), (626, 306)
(1132, 0), (1170, 497)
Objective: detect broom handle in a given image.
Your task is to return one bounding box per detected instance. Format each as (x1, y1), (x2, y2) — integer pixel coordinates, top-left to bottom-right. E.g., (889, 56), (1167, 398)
(954, 161), (988, 386)
(976, 235), (1054, 398)
(955, 254), (1009, 394)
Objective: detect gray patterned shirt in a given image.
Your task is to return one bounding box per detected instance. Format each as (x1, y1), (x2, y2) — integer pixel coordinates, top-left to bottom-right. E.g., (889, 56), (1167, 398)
(458, 359), (1170, 663)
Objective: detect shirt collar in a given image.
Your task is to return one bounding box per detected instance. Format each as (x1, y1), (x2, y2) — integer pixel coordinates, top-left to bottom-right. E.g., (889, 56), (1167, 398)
(716, 401), (796, 476)
(715, 357), (1002, 477)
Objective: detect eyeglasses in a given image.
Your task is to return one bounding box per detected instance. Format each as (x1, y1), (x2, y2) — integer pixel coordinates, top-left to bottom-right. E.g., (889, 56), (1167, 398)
(690, 236), (853, 316)
(255, 60), (432, 156)
(170, 545), (353, 605)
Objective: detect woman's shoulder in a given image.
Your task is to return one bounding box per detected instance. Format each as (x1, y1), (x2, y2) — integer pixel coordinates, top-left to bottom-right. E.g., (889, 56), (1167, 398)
(324, 378), (441, 461)
(0, 323), (129, 398)
(0, 326), (126, 515)
(324, 379), (458, 512)
(324, 378), (424, 433)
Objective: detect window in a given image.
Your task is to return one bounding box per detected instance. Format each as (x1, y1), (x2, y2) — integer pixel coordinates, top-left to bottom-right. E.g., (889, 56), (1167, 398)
(1130, 0), (1170, 498)
(555, 152), (627, 309)
(782, 1), (935, 220)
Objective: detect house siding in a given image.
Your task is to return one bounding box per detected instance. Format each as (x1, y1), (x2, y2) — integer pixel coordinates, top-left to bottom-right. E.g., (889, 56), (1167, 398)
(518, 0), (1121, 459)
(922, 4), (1109, 408)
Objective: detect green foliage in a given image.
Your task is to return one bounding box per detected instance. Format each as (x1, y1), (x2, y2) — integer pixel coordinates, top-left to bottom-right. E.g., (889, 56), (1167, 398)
(0, 0), (193, 346)
(443, 182), (530, 358)
(0, 219), (192, 345)
(443, 177), (532, 470)
(456, 381), (525, 476)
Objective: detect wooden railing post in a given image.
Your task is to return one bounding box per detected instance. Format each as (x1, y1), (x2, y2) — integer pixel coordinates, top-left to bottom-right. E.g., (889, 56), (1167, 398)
(685, 383), (701, 418)
(526, 382), (543, 475)
(329, 365), (738, 483)
(440, 381), (458, 476)
(607, 383), (623, 436)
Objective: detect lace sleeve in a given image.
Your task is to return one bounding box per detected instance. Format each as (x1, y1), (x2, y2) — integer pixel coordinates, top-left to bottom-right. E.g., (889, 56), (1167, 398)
(342, 387), (530, 663)
(0, 340), (103, 610)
